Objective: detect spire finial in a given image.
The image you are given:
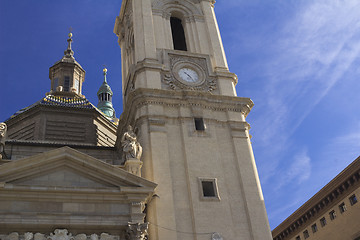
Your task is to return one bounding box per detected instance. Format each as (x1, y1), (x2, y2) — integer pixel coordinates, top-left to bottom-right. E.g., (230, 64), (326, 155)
(64, 27), (74, 58)
(103, 66), (108, 83)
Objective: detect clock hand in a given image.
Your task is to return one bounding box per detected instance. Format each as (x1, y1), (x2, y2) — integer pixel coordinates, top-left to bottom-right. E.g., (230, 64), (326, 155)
(184, 72), (194, 82)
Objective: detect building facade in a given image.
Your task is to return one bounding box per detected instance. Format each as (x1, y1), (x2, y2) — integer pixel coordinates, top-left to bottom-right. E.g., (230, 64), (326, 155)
(0, 1), (272, 240)
(272, 157), (360, 240)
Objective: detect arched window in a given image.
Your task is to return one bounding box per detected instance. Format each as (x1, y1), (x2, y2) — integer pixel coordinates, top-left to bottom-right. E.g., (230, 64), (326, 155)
(170, 17), (187, 51)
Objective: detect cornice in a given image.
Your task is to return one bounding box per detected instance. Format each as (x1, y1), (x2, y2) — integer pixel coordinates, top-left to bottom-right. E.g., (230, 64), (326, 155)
(5, 139), (115, 149)
(115, 88), (253, 146)
(273, 156), (360, 240)
(123, 88), (253, 117)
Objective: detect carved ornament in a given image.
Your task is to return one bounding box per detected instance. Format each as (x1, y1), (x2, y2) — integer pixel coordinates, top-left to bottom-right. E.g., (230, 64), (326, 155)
(0, 122), (7, 159)
(125, 222), (149, 240)
(162, 54), (217, 93)
(152, 0), (203, 19)
(0, 230), (119, 240)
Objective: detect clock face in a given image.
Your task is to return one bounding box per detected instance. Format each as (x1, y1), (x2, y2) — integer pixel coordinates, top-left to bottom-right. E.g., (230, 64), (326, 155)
(178, 68), (199, 83)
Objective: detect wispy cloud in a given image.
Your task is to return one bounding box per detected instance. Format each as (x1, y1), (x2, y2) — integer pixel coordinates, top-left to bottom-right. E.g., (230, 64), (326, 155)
(260, 0), (360, 137)
(320, 123), (360, 171)
(275, 148), (312, 190)
(249, 0), (360, 181)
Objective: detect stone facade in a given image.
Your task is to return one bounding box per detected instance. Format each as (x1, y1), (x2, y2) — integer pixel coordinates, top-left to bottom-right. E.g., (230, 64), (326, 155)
(272, 157), (360, 240)
(0, 147), (156, 237)
(0, 0), (272, 239)
(114, 0), (272, 239)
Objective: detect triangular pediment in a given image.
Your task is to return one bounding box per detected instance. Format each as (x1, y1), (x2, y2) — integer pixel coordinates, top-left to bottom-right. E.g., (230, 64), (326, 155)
(0, 147), (157, 192)
(10, 166), (118, 189)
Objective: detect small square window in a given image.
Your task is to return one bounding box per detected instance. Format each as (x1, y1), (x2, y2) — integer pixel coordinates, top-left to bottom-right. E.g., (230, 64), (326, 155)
(198, 178), (220, 200)
(303, 230), (309, 239)
(311, 223), (317, 233)
(329, 210), (336, 220)
(339, 202), (346, 213)
(349, 194), (358, 206)
(296, 236), (301, 240)
(202, 181), (216, 197)
(320, 217), (327, 227)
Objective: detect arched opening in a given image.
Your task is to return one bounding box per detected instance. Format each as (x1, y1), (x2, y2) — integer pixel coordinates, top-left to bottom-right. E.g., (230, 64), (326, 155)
(170, 17), (187, 51)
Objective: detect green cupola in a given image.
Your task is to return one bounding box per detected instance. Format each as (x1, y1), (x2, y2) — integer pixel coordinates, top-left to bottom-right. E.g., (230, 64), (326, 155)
(97, 68), (115, 119)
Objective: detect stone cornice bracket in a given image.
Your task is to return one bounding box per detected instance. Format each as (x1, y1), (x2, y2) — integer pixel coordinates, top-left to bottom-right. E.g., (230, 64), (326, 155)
(0, 122), (7, 159)
(125, 222), (149, 240)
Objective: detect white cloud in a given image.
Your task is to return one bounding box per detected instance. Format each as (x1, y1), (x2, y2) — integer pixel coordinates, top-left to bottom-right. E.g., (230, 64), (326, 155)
(276, 149), (312, 190)
(249, 1), (360, 182)
(263, 0), (360, 132)
(321, 124), (360, 169)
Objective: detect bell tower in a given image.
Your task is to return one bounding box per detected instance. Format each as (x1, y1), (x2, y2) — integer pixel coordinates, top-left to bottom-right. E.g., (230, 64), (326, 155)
(114, 1), (272, 240)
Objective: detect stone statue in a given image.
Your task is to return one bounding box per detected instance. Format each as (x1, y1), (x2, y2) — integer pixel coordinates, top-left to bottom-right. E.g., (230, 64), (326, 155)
(0, 122), (7, 159)
(121, 125), (142, 161)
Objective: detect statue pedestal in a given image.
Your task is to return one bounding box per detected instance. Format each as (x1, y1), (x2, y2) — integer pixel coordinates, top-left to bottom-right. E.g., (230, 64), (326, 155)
(124, 158), (143, 177)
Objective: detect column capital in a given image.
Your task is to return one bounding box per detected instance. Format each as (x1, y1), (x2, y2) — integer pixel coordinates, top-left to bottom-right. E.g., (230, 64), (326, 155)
(125, 222), (149, 240)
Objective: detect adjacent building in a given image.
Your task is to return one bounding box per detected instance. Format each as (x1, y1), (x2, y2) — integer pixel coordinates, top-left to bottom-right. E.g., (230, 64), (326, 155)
(272, 157), (360, 240)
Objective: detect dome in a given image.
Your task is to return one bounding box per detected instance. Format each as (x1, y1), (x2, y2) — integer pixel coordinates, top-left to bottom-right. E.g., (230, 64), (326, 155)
(97, 81), (113, 95)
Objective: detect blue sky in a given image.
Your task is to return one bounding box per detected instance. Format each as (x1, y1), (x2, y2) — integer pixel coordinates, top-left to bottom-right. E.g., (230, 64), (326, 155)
(1, 0), (360, 230)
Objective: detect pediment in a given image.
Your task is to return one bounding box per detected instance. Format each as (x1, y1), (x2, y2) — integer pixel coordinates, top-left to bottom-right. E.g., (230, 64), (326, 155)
(0, 147), (156, 192)
(10, 166), (119, 189)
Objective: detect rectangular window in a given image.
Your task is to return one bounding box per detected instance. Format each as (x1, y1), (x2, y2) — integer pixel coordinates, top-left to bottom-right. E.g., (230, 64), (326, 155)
(349, 194), (358, 206)
(311, 223), (317, 233)
(202, 181), (216, 197)
(194, 118), (205, 131)
(198, 178), (220, 200)
(303, 230), (309, 239)
(329, 210), (336, 220)
(64, 76), (70, 92)
(74, 78), (80, 93)
(339, 202), (346, 213)
(320, 217), (327, 227)
(296, 236), (301, 240)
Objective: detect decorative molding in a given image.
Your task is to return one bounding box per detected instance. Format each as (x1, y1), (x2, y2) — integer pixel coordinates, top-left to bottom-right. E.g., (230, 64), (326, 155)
(0, 230), (119, 240)
(125, 222), (149, 240)
(152, 0), (203, 20)
(162, 54), (217, 93)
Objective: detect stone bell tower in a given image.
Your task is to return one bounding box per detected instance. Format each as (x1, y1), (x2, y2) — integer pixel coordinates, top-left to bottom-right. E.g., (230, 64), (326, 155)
(114, 1), (272, 240)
